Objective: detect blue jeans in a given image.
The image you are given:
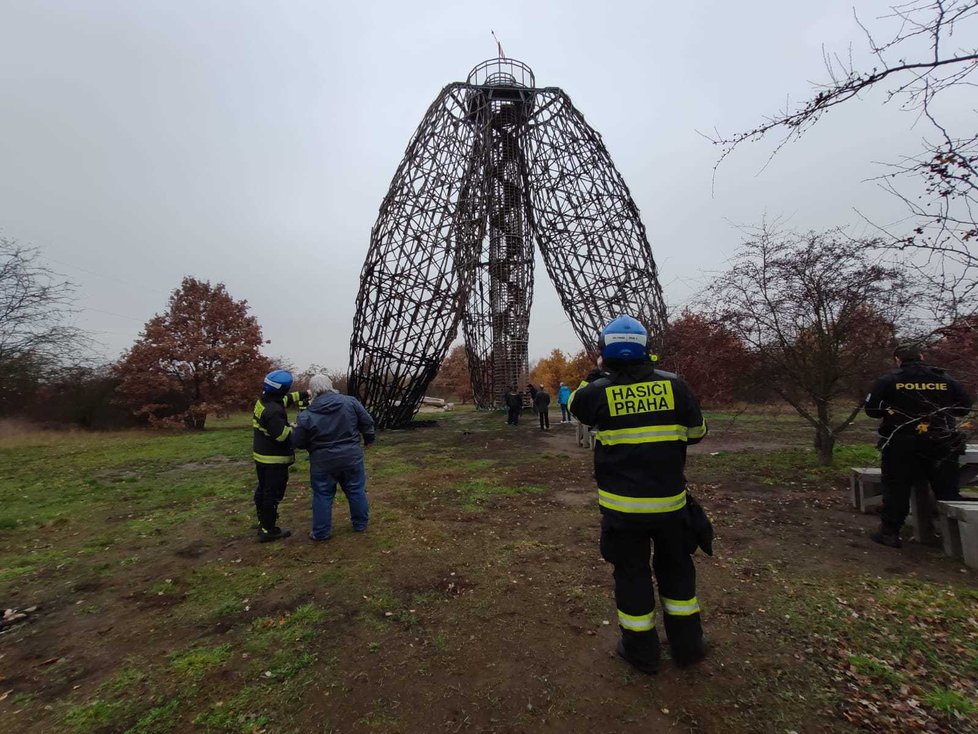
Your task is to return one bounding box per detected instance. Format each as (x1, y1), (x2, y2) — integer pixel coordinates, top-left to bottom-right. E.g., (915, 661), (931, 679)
(310, 457), (369, 538)
(560, 404), (569, 421)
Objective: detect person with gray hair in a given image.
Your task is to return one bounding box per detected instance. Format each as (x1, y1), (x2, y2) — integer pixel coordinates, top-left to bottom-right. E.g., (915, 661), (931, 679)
(291, 375), (376, 540)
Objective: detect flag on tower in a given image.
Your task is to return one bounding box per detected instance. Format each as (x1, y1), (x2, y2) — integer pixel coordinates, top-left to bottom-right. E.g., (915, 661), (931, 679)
(490, 30), (506, 59)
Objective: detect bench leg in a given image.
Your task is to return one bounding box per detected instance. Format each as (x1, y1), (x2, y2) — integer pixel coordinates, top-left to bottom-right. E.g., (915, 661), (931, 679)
(910, 482), (939, 546)
(940, 514), (963, 560)
(960, 521), (978, 568)
(861, 485), (883, 513)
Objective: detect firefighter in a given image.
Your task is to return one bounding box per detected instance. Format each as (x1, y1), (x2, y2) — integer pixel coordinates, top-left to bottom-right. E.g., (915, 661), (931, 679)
(252, 369), (309, 543)
(569, 315), (709, 673)
(864, 344), (973, 548)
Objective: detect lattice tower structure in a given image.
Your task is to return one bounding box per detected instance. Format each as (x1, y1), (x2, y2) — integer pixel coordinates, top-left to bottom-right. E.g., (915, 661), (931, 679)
(349, 59), (667, 428)
(462, 65), (535, 407)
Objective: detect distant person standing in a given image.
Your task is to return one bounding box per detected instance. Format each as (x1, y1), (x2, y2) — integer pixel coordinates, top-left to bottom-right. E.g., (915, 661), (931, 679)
(252, 370), (309, 543)
(558, 381), (572, 423)
(292, 375), (375, 541)
(503, 387), (523, 426)
(864, 344), (973, 548)
(534, 384), (551, 430)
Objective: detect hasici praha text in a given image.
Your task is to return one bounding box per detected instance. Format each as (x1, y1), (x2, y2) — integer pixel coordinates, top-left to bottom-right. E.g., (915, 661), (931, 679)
(606, 381), (675, 417)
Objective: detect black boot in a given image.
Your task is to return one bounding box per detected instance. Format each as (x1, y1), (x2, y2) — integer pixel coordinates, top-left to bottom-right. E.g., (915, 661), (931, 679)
(615, 638), (659, 675)
(257, 526), (292, 543)
(870, 527), (902, 548)
(672, 637), (707, 668)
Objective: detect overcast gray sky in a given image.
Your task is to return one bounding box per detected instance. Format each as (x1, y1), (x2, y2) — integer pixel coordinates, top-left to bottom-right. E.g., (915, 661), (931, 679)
(1, 0), (970, 370)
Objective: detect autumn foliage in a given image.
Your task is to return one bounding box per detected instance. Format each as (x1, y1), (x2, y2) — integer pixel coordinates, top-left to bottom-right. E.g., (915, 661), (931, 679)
(116, 277), (271, 429)
(529, 349), (593, 393)
(927, 316), (978, 396)
(429, 345), (473, 402)
(659, 310), (750, 406)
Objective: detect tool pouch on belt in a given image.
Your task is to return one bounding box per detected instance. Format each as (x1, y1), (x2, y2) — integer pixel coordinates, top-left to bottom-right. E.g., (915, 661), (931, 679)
(683, 492), (714, 556)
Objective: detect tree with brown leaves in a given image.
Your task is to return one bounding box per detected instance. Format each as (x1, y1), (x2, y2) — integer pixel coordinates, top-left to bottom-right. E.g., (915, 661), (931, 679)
(530, 349), (595, 393)
(659, 310), (750, 407)
(428, 345), (473, 403)
(116, 277), (270, 429)
(705, 224), (909, 464)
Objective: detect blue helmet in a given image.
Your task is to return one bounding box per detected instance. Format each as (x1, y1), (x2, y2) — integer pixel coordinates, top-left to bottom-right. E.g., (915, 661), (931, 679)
(263, 369), (294, 395)
(599, 315), (649, 361)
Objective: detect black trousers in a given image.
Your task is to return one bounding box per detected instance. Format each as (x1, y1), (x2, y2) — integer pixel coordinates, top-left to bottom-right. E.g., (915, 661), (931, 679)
(600, 514), (703, 667)
(538, 411), (550, 429)
(880, 437), (961, 532)
(507, 407), (521, 425)
(254, 463), (290, 531)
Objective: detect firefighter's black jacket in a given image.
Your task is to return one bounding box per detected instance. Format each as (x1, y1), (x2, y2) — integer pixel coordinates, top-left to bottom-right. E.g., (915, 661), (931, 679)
(864, 359), (972, 440)
(252, 391), (309, 464)
(569, 360), (707, 522)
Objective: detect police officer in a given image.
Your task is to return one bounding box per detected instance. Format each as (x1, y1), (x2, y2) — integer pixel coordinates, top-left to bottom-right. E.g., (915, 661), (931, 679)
(252, 369), (309, 543)
(864, 344), (973, 548)
(569, 315), (709, 673)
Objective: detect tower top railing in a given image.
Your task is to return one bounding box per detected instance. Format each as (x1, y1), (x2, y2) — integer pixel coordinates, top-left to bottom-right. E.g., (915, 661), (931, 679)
(466, 58), (535, 88)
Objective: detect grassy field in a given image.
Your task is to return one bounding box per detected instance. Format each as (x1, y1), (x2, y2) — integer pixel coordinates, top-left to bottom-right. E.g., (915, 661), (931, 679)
(0, 407), (975, 733)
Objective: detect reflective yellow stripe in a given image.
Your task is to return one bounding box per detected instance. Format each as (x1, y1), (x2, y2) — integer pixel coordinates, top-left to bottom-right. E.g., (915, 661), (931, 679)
(687, 420), (707, 440)
(618, 609), (654, 632)
(598, 489), (687, 514)
(567, 383), (587, 412)
(253, 452), (293, 464)
(252, 400), (272, 436)
(661, 596), (700, 616)
(595, 424), (689, 445)
(274, 424), (292, 442)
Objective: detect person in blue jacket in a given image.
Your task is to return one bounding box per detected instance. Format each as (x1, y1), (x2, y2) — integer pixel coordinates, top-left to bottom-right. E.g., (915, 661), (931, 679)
(558, 381), (572, 423)
(292, 375), (376, 540)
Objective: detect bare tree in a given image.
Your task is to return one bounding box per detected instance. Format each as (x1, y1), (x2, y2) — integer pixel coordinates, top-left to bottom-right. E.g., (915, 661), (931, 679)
(712, 1), (978, 318)
(705, 224), (913, 464)
(0, 238), (86, 413)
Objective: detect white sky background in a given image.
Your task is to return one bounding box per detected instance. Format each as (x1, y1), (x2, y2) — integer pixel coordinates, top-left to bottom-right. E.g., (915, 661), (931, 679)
(0, 0), (971, 370)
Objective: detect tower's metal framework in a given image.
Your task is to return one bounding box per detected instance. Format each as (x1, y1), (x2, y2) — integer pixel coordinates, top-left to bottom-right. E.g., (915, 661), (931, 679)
(349, 59), (667, 428)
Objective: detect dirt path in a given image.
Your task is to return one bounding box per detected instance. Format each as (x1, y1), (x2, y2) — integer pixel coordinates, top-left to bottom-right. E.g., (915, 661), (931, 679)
(0, 410), (974, 733)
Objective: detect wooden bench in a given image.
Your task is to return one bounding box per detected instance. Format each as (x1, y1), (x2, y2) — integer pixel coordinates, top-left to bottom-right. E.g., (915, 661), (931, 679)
(937, 501), (978, 568)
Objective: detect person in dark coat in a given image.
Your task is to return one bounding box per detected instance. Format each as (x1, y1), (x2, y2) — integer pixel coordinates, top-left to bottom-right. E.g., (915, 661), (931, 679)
(503, 386), (523, 425)
(292, 375), (375, 541)
(864, 343), (973, 548)
(534, 384), (551, 430)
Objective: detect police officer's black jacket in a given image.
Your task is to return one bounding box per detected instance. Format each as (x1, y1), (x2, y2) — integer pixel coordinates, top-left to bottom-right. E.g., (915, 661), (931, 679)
(569, 360), (707, 521)
(864, 359), (972, 440)
(252, 391), (309, 464)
